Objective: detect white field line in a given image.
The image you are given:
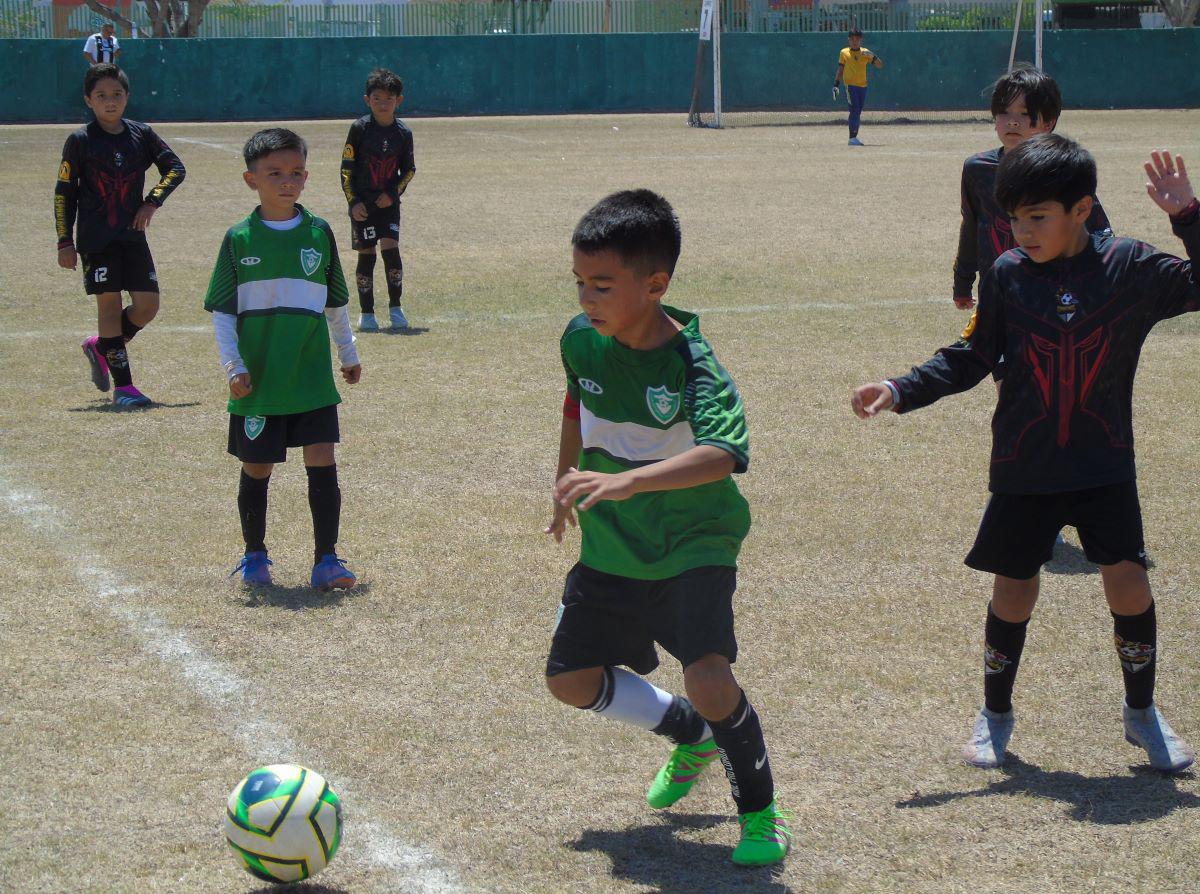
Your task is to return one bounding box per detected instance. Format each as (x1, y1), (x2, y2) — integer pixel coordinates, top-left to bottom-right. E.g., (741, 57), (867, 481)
(2, 296), (948, 340)
(0, 469), (463, 894)
(173, 136), (243, 155)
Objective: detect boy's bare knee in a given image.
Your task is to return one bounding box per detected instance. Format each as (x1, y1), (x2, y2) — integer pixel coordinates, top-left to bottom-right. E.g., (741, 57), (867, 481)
(683, 655), (740, 720)
(1101, 560), (1152, 615)
(546, 668), (602, 708)
(242, 462), (273, 479)
(992, 573), (1039, 623)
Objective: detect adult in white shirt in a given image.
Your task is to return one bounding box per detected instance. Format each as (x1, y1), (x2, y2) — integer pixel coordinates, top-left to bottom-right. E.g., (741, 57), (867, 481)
(83, 23), (121, 66)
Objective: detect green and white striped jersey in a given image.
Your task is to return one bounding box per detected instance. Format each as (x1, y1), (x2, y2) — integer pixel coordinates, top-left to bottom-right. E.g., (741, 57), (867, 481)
(204, 205), (350, 416)
(561, 306), (750, 580)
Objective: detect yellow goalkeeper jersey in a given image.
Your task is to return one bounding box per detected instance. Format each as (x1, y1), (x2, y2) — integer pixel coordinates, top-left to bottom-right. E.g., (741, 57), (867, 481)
(838, 47), (878, 87)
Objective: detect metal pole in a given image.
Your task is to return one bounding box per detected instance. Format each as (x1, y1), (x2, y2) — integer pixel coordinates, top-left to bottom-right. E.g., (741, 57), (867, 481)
(1034, 0), (1044, 69)
(1008, 0), (1023, 73)
(713, 0), (723, 128)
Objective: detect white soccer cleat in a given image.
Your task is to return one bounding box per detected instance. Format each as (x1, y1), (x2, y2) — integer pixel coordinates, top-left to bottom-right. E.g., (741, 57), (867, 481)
(848, 137), (865, 147)
(1123, 702), (1195, 773)
(389, 306), (409, 329)
(358, 313), (379, 332)
(962, 707), (1014, 768)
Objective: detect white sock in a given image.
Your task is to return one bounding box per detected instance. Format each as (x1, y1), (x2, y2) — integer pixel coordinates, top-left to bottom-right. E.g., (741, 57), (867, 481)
(587, 666), (674, 730)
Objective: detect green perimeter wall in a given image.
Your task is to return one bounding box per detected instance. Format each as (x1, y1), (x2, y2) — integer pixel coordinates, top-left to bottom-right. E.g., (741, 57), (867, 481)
(2, 29), (1197, 124)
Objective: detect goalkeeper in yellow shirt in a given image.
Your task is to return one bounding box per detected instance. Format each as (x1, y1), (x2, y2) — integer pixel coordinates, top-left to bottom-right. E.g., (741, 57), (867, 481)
(833, 28), (884, 146)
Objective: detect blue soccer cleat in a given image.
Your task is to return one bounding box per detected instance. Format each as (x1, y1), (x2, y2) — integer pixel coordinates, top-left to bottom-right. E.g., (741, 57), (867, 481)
(311, 554), (356, 590)
(231, 550), (273, 586)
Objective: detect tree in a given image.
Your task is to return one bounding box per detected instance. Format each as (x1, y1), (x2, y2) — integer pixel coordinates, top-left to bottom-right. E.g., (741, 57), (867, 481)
(1156, 0), (1200, 25)
(83, 0), (215, 37)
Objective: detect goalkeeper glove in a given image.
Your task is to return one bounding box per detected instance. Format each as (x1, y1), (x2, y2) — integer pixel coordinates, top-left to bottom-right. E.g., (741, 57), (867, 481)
(832, 85), (840, 101)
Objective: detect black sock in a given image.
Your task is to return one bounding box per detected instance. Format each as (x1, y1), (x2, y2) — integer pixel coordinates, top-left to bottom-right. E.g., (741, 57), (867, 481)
(355, 253), (377, 314)
(120, 307), (143, 343)
(650, 694), (710, 745)
(306, 464), (341, 561)
(381, 247), (403, 306)
(1113, 602), (1156, 710)
(238, 470), (269, 553)
(98, 335), (132, 388)
(708, 691), (774, 815)
(983, 603), (1029, 714)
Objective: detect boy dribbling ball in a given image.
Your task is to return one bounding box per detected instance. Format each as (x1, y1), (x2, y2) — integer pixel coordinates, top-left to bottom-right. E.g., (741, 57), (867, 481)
(544, 190), (791, 866)
(205, 128), (362, 591)
(853, 135), (1200, 773)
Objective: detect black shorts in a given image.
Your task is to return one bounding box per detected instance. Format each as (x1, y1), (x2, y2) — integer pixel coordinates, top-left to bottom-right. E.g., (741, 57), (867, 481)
(546, 563), (738, 677)
(350, 204), (401, 250)
(965, 480), (1147, 579)
(227, 404), (340, 464)
(81, 238), (158, 295)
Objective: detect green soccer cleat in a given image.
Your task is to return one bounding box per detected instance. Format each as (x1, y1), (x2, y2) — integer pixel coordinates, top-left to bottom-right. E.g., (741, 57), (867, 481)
(732, 799), (793, 867)
(647, 738), (719, 809)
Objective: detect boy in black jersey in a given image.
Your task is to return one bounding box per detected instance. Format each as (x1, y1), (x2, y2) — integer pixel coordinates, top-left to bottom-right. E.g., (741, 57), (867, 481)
(55, 65), (185, 407)
(953, 67), (1111, 312)
(853, 134), (1199, 773)
(339, 68), (416, 333)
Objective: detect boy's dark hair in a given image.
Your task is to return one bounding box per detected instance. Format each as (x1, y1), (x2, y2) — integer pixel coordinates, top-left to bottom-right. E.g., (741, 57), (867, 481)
(995, 133), (1096, 215)
(990, 64), (1061, 127)
(572, 189), (682, 277)
(365, 68), (404, 97)
(242, 128), (308, 170)
(84, 64), (128, 97)
(848, 27), (863, 36)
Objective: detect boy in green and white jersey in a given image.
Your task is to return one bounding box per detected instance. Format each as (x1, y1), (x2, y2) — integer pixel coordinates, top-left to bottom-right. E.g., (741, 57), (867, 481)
(204, 128), (362, 591)
(544, 190), (791, 867)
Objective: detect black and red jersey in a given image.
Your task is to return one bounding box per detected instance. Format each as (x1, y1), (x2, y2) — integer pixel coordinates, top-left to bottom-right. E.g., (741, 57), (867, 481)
(54, 119), (185, 253)
(952, 147), (1111, 299)
(894, 211), (1200, 495)
(339, 114), (415, 210)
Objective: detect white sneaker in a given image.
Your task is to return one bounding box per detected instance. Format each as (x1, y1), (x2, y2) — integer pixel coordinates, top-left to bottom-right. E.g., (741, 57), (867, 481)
(1123, 702), (1195, 773)
(848, 137), (864, 146)
(962, 707), (1014, 768)
(389, 306), (409, 329)
(358, 313), (379, 332)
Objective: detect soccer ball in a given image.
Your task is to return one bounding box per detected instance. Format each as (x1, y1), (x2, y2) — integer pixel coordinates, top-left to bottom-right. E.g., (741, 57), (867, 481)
(224, 763), (343, 884)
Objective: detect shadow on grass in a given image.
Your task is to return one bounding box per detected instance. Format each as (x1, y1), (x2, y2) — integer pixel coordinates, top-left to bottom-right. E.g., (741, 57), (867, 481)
(363, 326), (430, 337)
(896, 754), (1200, 824)
(67, 400), (203, 413)
(1043, 539), (1099, 576)
(569, 813), (794, 894)
(237, 581), (372, 610)
(248, 884), (348, 894)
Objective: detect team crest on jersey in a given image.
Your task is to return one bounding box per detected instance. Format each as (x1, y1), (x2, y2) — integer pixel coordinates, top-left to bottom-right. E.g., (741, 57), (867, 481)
(646, 385), (680, 424)
(300, 247), (322, 276)
(342, 144), (354, 160)
(1056, 289), (1079, 323)
(113, 152), (124, 167)
(58, 161), (72, 182)
(579, 378), (603, 395)
(244, 416), (267, 441)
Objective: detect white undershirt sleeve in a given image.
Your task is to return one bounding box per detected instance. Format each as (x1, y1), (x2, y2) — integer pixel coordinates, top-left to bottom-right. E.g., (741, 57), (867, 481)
(325, 306), (359, 368)
(212, 311), (247, 379)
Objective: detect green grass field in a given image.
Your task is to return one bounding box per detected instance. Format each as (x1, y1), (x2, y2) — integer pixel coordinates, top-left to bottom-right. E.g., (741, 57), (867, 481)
(2, 109), (1199, 894)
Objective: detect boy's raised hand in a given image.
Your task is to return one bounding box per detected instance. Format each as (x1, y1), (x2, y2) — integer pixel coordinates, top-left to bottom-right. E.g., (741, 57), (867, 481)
(1145, 151), (1195, 217)
(851, 382), (895, 419)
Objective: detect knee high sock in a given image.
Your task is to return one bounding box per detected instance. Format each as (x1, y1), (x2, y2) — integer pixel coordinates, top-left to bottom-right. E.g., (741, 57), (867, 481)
(238, 471), (269, 553)
(1113, 602), (1156, 710)
(709, 690), (774, 815)
(121, 307), (143, 343)
(983, 603), (1029, 714)
(380, 247), (403, 307)
(582, 666), (711, 745)
(355, 253), (377, 314)
(306, 464), (341, 561)
(97, 335), (132, 388)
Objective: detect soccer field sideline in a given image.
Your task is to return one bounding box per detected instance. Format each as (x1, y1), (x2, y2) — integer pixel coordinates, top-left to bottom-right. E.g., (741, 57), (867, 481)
(0, 464), (465, 894)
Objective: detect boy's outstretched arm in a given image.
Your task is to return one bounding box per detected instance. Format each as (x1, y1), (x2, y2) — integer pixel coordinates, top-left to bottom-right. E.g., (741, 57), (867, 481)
(545, 407), (583, 543)
(1141, 151), (1200, 320)
(554, 445), (735, 513)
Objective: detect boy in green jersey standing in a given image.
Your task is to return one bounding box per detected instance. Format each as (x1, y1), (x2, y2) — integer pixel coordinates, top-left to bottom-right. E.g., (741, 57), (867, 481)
(544, 190), (790, 867)
(204, 129), (362, 590)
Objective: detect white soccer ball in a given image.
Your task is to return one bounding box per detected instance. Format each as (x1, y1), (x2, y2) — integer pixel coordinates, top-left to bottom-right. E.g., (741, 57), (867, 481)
(224, 763), (343, 884)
